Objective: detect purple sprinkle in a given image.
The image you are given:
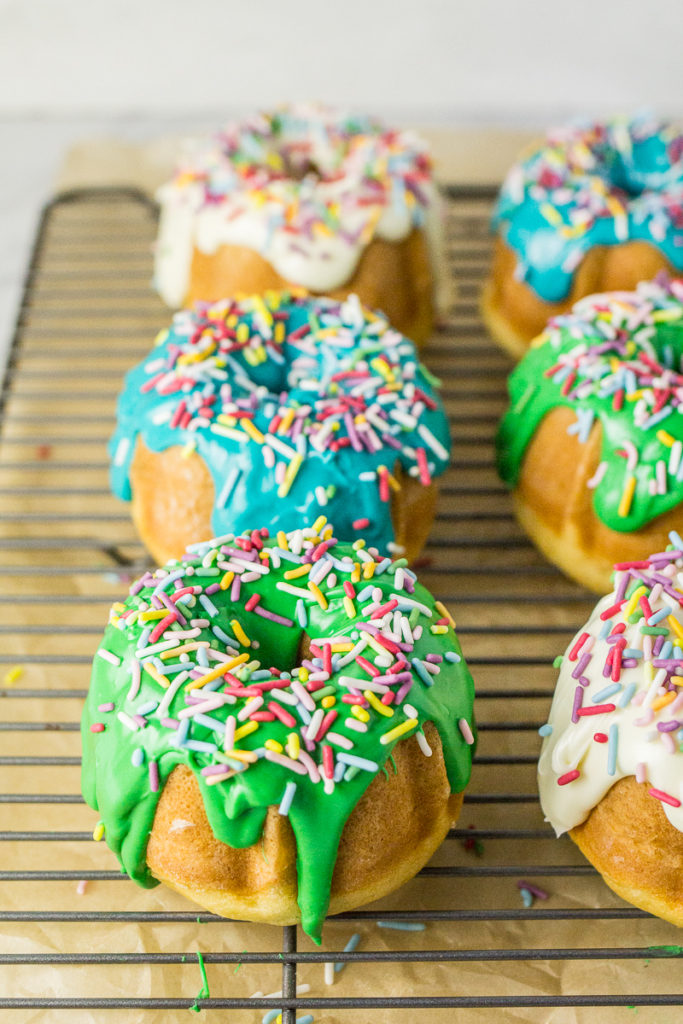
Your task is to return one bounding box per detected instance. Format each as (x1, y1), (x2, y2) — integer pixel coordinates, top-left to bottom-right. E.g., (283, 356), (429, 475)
(231, 575), (241, 602)
(148, 760), (160, 793)
(658, 720), (681, 732)
(205, 583), (221, 595)
(517, 880), (549, 899)
(160, 717), (179, 729)
(572, 652), (592, 678)
(572, 685), (583, 723)
(97, 702), (115, 713)
(253, 606), (295, 627)
(425, 654), (443, 664)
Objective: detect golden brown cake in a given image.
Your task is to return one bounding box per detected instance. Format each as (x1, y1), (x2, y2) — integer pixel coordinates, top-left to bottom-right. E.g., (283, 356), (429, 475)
(110, 292), (451, 567)
(484, 116), (683, 358)
(81, 522), (476, 941)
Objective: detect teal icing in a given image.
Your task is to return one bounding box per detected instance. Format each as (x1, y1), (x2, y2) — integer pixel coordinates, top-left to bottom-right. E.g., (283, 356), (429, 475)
(493, 116), (683, 303)
(81, 527), (476, 941)
(109, 292), (451, 555)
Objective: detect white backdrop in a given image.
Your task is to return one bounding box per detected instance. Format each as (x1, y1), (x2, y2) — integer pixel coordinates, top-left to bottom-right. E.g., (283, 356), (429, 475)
(1, 0), (682, 123)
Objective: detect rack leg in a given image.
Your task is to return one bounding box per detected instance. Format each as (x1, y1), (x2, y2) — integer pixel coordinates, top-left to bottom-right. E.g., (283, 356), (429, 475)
(280, 924), (297, 1024)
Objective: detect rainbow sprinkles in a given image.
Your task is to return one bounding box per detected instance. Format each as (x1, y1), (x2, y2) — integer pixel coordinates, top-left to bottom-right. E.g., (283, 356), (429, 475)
(81, 519), (476, 942)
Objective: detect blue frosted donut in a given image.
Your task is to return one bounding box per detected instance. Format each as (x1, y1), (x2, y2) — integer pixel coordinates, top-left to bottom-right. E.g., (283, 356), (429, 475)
(494, 115), (683, 303)
(110, 291), (451, 562)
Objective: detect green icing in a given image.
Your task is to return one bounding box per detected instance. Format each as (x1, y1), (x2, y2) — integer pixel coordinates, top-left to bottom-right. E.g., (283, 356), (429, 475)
(81, 525), (476, 942)
(496, 279), (683, 533)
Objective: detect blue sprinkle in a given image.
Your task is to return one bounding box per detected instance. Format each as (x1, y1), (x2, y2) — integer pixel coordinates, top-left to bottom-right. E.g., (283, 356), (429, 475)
(670, 530), (683, 550)
(333, 760), (346, 782)
(519, 887), (533, 908)
(374, 558), (392, 575)
(538, 724), (553, 737)
(216, 466), (241, 508)
(444, 651), (461, 663)
(278, 780), (297, 816)
(356, 585), (375, 603)
(648, 606), (672, 625)
(598, 620), (612, 640)
(337, 751), (379, 772)
(174, 718), (190, 746)
(296, 599), (308, 628)
(660, 640), (674, 660)
(194, 713), (226, 734)
(335, 932), (362, 972)
(135, 700), (158, 716)
(296, 703), (312, 725)
(262, 1010), (281, 1024)
(607, 723), (619, 777)
(131, 747), (145, 767)
(377, 920), (426, 932)
(412, 658), (434, 687)
(211, 624), (238, 646)
(183, 739), (217, 754)
(591, 682), (622, 704)
(198, 594), (218, 617)
(617, 682), (637, 709)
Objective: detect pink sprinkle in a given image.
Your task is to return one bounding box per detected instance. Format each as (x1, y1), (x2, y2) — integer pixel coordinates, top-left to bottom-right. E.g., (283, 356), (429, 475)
(267, 701), (297, 728)
(97, 702), (115, 713)
(576, 703), (616, 717)
(649, 787), (681, 808)
(356, 655), (380, 677)
(149, 760), (160, 793)
(353, 518), (370, 530)
(557, 769), (580, 786)
(245, 594), (261, 612)
(635, 762), (647, 783)
(322, 745), (334, 779)
(599, 600), (626, 621)
(568, 632), (589, 662)
(90, 723), (105, 733)
(76, 879), (88, 896)
(458, 718), (475, 745)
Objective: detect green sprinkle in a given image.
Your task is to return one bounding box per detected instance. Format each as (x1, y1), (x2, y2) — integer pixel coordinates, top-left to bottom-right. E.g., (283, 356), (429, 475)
(552, 655), (563, 668)
(190, 950), (209, 1012)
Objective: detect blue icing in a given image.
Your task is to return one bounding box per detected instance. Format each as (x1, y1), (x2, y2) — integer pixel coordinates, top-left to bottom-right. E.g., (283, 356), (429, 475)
(109, 292), (451, 553)
(493, 116), (683, 303)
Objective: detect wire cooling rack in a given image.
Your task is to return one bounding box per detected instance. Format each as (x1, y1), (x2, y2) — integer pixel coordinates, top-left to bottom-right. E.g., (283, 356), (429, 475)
(1, 185), (683, 1022)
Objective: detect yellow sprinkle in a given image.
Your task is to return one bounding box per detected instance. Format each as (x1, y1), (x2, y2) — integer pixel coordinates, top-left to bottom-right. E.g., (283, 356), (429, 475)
(277, 453), (303, 498)
(321, 695), (336, 709)
(233, 720), (259, 742)
(352, 539), (366, 550)
(657, 430), (676, 448)
(322, 526), (334, 541)
(377, 464), (400, 492)
(220, 571), (234, 591)
(265, 739), (284, 754)
(351, 705), (370, 723)
(93, 822), (105, 842)
(185, 652), (250, 690)
(351, 563), (361, 583)
(435, 601), (455, 628)
(286, 732), (300, 759)
(362, 561), (376, 580)
(430, 625), (448, 635)
(331, 643), (354, 652)
(343, 596), (356, 619)
(668, 615), (683, 641)
(160, 642), (209, 660)
(277, 530), (289, 550)
(312, 515), (327, 534)
(284, 564), (311, 580)
(180, 440), (197, 459)
(111, 601), (126, 613)
(617, 474), (637, 518)
(143, 662), (170, 688)
(380, 718), (418, 745)
(231, 619), (251, 647)
(240, 418), (265, 444)
(308, 581), (328, 609)
(624, 585), (647, 619)
(364, 690), (394, 718)
(224, 748), (258, 764)
(671, 676), (683, 686)
(3, 666), (23, 686)
(540, 202), (563, 227)
(138, 609), (168, 622)
(652, 690), (677, 712)
(278, 408), (295, 434)
(236, 322), (250, 343)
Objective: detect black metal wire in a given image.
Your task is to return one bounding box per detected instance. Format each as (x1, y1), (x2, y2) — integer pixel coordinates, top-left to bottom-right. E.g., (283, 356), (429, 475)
(1, 183), (681, 1017)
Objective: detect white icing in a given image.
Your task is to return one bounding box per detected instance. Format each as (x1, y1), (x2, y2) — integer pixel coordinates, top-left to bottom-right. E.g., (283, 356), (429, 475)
(152, 108), (441, 314)
(539, 575), (683, 836)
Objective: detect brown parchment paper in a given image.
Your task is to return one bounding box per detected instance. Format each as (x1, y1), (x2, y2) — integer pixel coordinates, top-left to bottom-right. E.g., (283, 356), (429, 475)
(1, 130), (682, 1024)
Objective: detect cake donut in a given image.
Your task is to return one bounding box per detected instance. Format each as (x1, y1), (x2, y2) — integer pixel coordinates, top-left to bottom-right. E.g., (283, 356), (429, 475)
(539, 541), (683, 924)
(484, 115), (683, 358)
(154, 104), (442, 345)
(496, 277), (683, 593)
(110, 291), (451, 567)
(81, 520), (476, 942)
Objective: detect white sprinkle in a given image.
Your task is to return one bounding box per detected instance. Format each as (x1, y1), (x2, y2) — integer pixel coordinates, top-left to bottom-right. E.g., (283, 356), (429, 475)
(97, 648), (120, 667)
